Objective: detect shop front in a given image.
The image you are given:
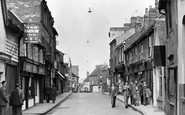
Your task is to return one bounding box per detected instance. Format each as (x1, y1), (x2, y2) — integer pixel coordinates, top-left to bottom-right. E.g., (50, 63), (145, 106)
(20, 59), (45, 110)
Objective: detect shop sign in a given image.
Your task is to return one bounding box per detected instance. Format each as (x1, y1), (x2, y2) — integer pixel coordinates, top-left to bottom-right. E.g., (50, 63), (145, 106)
(24, 24), (40, 43)
(39, 67), (45, 75)
(33, 65), (38, 73)
(25, 62), (32, 72)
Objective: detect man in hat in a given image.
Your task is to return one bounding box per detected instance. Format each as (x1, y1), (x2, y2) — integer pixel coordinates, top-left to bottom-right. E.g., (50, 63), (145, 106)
(9, 83), (24, 115)
(0, 81), (9, 115)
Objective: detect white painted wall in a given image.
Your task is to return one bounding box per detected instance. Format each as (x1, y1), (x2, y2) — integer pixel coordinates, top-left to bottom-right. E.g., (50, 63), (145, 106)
(0, 0), (6, 53)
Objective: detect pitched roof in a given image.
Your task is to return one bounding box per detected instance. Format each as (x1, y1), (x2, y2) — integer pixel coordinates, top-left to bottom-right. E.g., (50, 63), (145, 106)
(72, 72), (79, 78)
(83, 77), (89, 82)
(89, 65), (108, 77)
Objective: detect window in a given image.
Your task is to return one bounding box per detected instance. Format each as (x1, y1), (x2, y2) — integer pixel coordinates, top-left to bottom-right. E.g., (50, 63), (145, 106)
(140, 44), (143, 59)
(121, 47), (124, 62)
(33, 45), (39, 62)
(149, 37), (152, 57)
(118, 48), (121, 63)
(135, 47), (137, 62)
(27, 43), (33, 60)
(130, 52), (132, 63)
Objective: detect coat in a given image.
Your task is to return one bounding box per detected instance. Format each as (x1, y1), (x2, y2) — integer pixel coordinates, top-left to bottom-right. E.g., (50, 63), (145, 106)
(50, 87), (57, 100)
(0, 87), (9, 107)
(145, 88), (151, 98)
(45, 85), (51, 95)
(130, 83), (137, 96)
(111, 86), (119, 97)
(9, 88), (24, 106)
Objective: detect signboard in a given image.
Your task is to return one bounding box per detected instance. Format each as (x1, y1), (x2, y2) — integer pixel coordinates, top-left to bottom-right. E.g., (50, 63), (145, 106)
(24, 24), (40, 43)
(39, 67), (45, 75)
(24, 62), (32, 72)
(33, 65), (38, 73)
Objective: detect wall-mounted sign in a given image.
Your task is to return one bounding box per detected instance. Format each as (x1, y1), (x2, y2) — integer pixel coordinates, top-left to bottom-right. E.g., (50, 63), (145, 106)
(39, 67), (45, 75)
(24, 62), (32, 72)
(33, 65), (38, 73)
(24, 24), (40, 43)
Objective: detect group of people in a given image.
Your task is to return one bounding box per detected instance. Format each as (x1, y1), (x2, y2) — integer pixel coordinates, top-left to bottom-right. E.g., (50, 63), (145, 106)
(45, 83), (57, 103)
(0, 81), (24, 115)
(110, 80), (152, 108)
(0, 81), (57, 115)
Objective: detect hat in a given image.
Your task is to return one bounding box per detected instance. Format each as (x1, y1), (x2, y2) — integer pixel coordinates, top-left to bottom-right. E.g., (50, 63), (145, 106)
(15, 83), (20, 88)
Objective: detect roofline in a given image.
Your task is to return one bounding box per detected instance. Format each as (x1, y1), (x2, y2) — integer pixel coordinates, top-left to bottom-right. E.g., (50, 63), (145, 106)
(124, 22), (155, 53)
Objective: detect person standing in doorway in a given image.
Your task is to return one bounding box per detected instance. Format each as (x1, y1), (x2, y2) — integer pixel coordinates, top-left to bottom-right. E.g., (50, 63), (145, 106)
(142, 81), (147, 105)
(9, 83), (24, 115)
(45, 82), (51, 103)
(110, 83), (119, 108)
(0, 81), (9, 115)
(50, 84), (57, 103)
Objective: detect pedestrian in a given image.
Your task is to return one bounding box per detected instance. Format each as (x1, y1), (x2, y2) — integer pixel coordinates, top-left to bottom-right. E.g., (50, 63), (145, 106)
(45, 82), (51, 103)
(110, 83), (119, 108)
(130, 81), (137, 105)
(138, 81), (143, 105)
(50, 84), (57, 103)
(122, 82), (130, 108)
(135, 81), (140, 106)
(145, 87), (151, 105)
(0, 81), (9, 115)
(9, 83), (24, 115)
(142, 81), (147, 105)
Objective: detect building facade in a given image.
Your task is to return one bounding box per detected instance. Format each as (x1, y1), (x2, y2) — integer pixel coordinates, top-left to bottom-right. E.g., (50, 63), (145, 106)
(159, 0), (185, 115)
(6, 0), (57, 109)
(0, 1), (24, 114)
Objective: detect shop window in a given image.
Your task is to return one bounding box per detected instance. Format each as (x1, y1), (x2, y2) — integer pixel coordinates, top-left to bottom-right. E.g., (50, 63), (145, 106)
(28, 77), (35, 99)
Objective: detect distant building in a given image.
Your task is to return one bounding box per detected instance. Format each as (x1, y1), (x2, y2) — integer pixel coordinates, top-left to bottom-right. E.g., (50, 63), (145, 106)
(88, 64), (108, 92)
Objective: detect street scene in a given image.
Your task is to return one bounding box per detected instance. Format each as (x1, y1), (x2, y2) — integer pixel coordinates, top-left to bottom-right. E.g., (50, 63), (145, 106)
(46, 93), (140, 115)
(0, 0), (185, 115)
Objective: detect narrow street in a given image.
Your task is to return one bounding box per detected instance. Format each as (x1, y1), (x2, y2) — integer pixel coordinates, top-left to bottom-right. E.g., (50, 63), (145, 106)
(46, 93), (140, 115)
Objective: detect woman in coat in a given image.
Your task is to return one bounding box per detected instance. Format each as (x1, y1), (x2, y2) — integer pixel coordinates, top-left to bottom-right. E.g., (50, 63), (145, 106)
(50, 84), (57, 103)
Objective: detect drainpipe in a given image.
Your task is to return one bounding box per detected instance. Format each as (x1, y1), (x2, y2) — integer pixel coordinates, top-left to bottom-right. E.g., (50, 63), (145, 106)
(17, 31), (23, 85)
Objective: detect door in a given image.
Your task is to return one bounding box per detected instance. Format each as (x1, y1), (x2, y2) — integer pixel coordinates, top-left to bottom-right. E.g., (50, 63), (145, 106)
(167, 67), (177, 115)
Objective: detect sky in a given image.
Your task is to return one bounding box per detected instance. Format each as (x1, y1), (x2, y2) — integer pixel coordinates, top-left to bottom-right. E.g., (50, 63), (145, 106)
(46, 0), (155, 82)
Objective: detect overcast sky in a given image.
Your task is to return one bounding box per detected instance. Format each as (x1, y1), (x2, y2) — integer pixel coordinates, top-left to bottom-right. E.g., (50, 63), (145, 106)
(46, 0), (155, 82)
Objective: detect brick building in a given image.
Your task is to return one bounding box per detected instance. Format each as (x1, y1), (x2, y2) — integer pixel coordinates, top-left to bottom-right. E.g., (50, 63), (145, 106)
(6, 0), (58, 109)
(159, 0), (185, 115)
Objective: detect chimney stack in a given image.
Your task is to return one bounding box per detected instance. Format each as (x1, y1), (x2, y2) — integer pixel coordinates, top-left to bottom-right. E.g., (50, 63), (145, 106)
(145, 8), (148, 15)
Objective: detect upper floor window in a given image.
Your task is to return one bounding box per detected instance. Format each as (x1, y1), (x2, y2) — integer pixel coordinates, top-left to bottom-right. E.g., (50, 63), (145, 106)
(140, 44), (143, 59)
(130, 51), (132, 63)
(149, 37), (152, 57)
(121, 47), (124, 63)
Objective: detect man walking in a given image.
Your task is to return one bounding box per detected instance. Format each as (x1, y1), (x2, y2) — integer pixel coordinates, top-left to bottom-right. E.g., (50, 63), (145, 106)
(45, 82), (51, 103)
(123, 82), (130, 108)
(9, 83), (24, 115)
(110, 83), (119, 108)
(0, 81), (9, 115)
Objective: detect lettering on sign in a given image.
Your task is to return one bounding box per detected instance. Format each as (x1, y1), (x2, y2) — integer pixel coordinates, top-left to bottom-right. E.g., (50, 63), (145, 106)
(24, 24), (40, 43)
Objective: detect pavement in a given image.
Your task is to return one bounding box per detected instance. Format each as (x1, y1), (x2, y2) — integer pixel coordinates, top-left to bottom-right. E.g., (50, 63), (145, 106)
(103, 92), (166, 115)
(23, 92), (72, 115)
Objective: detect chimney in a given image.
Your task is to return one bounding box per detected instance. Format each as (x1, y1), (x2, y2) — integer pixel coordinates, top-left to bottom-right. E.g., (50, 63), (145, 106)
(155, 0), (158, 9)
(87, 71), (89, 77)
(149, 5), (152, 10)
(145, 8), (148, 15)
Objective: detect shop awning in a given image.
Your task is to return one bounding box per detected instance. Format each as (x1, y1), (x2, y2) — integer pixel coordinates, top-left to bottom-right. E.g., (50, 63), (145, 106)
(57, 71), (65, 79)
